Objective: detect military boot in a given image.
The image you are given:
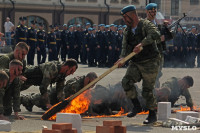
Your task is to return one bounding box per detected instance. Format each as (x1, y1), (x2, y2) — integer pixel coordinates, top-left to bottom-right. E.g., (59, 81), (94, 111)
(127, 98), (143, 118)
(21, 95), (34, 112)
(143, 109), (157, 124)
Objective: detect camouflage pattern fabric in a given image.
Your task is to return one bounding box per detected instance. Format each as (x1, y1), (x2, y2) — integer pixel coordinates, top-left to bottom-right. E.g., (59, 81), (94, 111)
(0, 53), (26, 72)
(63, 76), (85, 98)
(120, 19), (161, 110)
(21, 76), (85, 109)
(1, 70), (21, 115)
(161, 77), (193, 108)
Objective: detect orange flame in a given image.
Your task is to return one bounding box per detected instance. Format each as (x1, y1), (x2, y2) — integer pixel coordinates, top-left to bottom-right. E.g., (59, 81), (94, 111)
(173, 106), (200, 112)
(49, 90), (91, 120)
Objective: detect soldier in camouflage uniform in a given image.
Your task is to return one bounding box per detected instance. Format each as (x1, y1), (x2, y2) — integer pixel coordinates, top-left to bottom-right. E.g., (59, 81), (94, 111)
(21, 72), (97, 111)
(0, 70), (9, 120)
(0, 42), (29, 72)
(158, 76), (194, 110)
(116, 5), (160, 124)
(20, 59), (78, 110)
(0, 60), (25, 120)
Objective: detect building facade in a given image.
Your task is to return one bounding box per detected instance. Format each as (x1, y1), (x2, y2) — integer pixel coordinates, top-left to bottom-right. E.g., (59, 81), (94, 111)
(0, 0), (146, 32)
(0, 0), (200, 32)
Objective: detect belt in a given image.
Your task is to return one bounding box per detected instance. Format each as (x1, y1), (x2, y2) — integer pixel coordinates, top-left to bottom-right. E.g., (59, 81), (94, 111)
(56, 39), (61, 41)
(19, 37), (27, 40)
(50, 42), (56, 44)
(29, 38), (37, 41)
(168, 44), (173, 46)
(38, 39), (45, 42)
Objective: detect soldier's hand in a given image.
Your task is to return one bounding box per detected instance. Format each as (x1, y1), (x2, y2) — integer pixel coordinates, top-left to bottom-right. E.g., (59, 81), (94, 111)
(18, 75), (27, 82)
(97, 45), (100, 48)
(115, 58), (125, 68)
(87, 48), (89, 51)
(161, 35), (165, 42)
(0, 114), (9, 121)
(109, 46), (112, 50)
(37, 47), (40, 51)
(133, 43), (143, 54)
(67, 46), (69, 49)
(14, 112), (26, 120)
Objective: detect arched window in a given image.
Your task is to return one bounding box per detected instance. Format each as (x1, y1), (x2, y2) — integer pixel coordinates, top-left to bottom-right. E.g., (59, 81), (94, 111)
(26, 16), (48, 32)
(113, 19), (125, 25)
(67, 17), (93, 27)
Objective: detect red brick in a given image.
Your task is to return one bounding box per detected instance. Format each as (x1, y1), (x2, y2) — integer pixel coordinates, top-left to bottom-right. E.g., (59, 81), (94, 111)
(52, 123), (72, 130)
(61, 128), (77, 133)
(96, 126), (114, 133)
(60, 128), (77, 133)
(103, 120), (122, 126)
(52, 130), (62, 133)
(114, 126), (126, 133)
(42, 129), (53, 133)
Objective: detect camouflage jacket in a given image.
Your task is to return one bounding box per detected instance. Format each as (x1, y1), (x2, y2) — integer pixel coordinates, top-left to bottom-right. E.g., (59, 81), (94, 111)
(63, 76), (85, 98)
(0, 70), (21, 114)
(0, 52), (26, 72)
(161, 77), (193, 107)
(120, 18), (160, 62)
(39, 61), (66, 101)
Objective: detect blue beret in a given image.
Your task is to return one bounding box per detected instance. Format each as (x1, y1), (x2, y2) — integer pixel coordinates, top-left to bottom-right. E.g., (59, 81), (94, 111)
(114, 25), (118, 27)
(182, 27), (187, 30)
(118, 28), (122, 30)
(146, 3), (157, 10)
(121, 5), (136, 15)
(69, 25), (73, 28)
(119, 25), (122, 28)
(192, 26), (196, 29)
(76, 24), (81, 27)
(187, 28), (191, 31)
(105, 25), (110, 28)
(93, 24), (97, 26)
(88, 28), (93, 31)
(86, 23), (91, 26)
(101, 24), (105, 27)
(63, 24), (67, 27)
(123, 25), (127, 28)
(110, 24), (114, 27)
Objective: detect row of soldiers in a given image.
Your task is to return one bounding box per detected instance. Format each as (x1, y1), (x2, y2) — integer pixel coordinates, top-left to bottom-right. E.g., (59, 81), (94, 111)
(164, 26), (200, 68)
(15, 16), (125, 67)
(0, 42), (195, 121)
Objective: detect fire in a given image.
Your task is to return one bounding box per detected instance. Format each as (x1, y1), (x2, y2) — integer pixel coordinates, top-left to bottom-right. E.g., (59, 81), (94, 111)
(173, 106), (200, 112)
(49, 90), (91, 120)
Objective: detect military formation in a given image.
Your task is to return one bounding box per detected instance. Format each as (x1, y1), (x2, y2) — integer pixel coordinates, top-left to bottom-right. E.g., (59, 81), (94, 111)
(164, 26), (200, 68)
(0, 3), (196, 127)
(13, 16), (125, 67)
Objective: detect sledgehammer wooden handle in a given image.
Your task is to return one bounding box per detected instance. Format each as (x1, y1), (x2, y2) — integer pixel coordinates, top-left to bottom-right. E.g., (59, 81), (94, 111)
(69, 47), (143, 101)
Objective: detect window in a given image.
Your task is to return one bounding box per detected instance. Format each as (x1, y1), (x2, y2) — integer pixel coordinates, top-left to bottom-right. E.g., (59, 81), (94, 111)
(67, 17), (93, 27)
(190, 0), (199, 5)
(150, 0), (161, 11)
(171, 0), (179, 16)
(23, 16), (48, 32)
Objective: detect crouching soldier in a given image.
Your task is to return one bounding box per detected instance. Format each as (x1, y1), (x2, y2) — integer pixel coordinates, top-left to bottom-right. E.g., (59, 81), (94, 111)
(20, 59), (78, 110)
(21, 72), (97, 112)
(1, 60), (26, 120)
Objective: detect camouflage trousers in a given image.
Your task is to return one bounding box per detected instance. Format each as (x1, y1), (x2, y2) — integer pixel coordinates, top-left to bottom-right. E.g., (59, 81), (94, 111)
(122, 56), (160, 110)
(21, 87), (59, 109)
(155, 54), (164, 88)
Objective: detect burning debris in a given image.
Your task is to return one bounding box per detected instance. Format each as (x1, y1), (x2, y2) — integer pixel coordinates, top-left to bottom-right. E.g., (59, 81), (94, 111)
(42, 82), (136, 120)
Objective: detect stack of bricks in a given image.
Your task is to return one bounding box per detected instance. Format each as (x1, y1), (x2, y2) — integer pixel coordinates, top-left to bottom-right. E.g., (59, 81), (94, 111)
(96, 120), (126, 133)
(42, 123), (77, 133)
